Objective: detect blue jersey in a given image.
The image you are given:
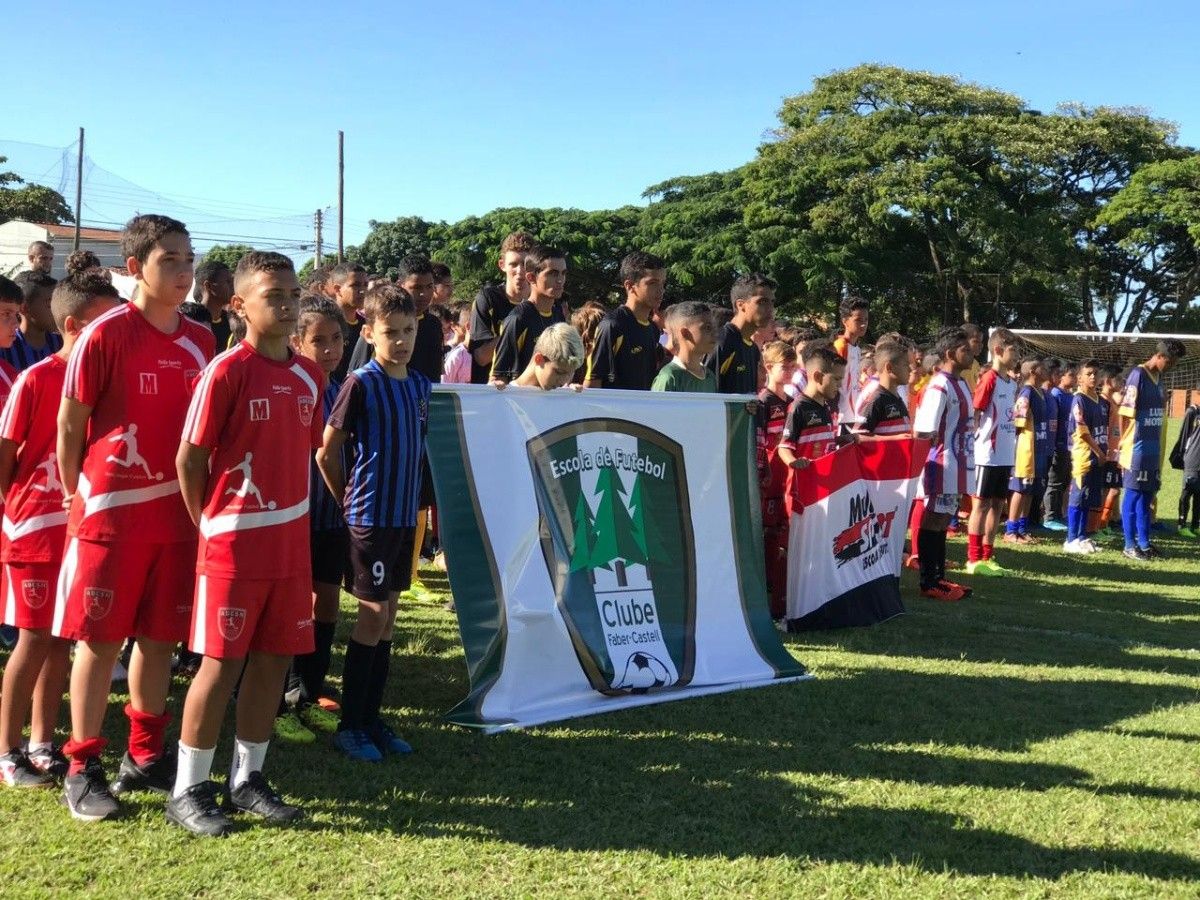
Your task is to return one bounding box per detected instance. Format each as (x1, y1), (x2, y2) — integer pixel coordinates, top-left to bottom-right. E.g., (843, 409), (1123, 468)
(310, 377), (345, 531)
(1119, 365), (1164, 474)
(0, 330), (63, 371)
(1069, 392), (1107, 478)
(327, 360), (431, 528)
(1050, 386), (1071, 450)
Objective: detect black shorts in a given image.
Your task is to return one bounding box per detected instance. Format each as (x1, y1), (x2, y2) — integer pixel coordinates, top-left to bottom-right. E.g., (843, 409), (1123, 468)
(973, 465), (1012, 500)
(347, 525), (415, 602)
(1102, 461), (1122, 490)
(311, 527), (350, 588)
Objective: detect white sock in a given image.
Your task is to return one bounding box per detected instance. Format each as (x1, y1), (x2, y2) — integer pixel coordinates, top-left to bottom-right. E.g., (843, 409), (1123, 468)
(229, 738), (269, 790)
(173, 742), (215, 798)
(27, 741), (53, 755)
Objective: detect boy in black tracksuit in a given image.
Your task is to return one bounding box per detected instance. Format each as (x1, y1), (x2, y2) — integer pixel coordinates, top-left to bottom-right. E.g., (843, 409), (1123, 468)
(1175, 398), (1200, 537)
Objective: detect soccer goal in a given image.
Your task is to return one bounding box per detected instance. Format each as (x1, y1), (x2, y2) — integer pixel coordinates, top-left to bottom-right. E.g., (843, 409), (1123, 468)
(998, 328), (1200, 411)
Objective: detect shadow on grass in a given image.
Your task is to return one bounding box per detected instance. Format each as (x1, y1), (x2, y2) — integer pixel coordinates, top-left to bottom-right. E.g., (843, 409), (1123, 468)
(259, 622), (1200, 881)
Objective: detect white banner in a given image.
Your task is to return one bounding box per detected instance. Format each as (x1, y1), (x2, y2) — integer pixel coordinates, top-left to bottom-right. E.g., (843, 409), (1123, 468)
(427, 385), (809, 732)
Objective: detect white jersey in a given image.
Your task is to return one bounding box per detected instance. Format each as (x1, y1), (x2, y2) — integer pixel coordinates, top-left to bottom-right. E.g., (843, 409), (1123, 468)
(835, 338), (861, 425)
(972, 369), (1017, 467)
(914, 370), (974, 497)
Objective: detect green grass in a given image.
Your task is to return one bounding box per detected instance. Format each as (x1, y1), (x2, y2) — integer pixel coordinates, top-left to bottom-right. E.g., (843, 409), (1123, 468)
(2, 444), (1199, 897)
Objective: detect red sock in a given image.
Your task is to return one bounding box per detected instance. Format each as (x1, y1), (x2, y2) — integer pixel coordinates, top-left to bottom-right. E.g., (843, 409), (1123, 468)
(982, 542), (993, 561)
(967, 533), (983, 563)
(908, 499), (925, 554)
(125, 703), (170, 766)
(63, 736), (108, 776)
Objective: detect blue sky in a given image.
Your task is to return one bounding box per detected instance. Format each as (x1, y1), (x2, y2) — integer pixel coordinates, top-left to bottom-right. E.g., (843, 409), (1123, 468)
(5, 0), (1197, 246)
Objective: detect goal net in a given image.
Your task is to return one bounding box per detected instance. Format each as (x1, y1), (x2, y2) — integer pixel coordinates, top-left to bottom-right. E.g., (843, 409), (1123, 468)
(998, 329), (1200, 413)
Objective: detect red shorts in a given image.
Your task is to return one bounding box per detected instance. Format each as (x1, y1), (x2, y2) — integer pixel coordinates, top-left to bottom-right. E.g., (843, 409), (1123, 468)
(3, 561), (60, 630)
(53, 538), (196, 644)
(190, 572), (314, 659)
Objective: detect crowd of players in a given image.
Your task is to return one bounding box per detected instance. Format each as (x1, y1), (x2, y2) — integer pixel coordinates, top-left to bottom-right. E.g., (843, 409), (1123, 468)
(0, 222), (1192, 838)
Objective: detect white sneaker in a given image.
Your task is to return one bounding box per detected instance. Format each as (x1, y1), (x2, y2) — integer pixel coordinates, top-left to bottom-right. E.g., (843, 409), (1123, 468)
(1062, 539), (1084, 554)
(1079, 538), (1101, 554)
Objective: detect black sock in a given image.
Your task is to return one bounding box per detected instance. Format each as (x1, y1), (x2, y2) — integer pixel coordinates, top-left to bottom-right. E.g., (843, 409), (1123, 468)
(918, 529), (939, 588)
(363, 640), (393, 728)
(338, 639), (376, 732)
(935, 531), (948, 581)
(296, 620), (337, 704)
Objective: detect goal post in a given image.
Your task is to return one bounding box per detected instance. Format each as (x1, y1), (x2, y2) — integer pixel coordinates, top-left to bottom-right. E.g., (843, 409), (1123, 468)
(995, 328), (1200, 416)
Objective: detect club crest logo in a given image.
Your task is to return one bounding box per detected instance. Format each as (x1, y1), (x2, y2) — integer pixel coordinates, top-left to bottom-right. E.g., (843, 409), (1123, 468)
(832, 492), (899, 570)
(527, 420), (696, 697)
(298, 395), (315, 427)
(22, 579), (48, 610)
(218, 607), (246, 641)
(84, 587), (114, 620)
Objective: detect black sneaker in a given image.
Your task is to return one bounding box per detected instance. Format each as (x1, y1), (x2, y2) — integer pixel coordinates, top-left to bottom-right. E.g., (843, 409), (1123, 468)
(227, 771), (303, 823)
(1145, 543), (1167, 559)
(61, 758), (120, 821)
(1, 749), (55, 788)
(28, 745), (69, 779)
(165, 781), (232, 837)
(1122, 547), (1151, 562)
(111, 749), (176, 796)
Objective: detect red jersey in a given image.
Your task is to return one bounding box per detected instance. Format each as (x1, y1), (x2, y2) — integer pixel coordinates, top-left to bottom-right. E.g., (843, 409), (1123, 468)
(780, 395), (837, 514)
(64, 304), (215, 542)
(0, 356), (68, 563)
(183, 343), (324, 579)
(755, 388), (791, 498)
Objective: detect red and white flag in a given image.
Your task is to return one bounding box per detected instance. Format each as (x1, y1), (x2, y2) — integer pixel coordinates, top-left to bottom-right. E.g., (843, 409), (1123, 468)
(786, 438), (927, 630)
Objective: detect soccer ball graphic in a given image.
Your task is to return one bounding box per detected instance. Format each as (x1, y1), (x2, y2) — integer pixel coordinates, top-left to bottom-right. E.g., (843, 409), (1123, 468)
(614, 652), (673, 693)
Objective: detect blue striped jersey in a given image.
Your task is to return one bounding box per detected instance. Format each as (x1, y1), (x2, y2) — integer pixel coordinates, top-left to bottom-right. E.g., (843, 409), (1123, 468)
(0, 330), (63, 371)
(327, 360), (431, 528)
(310, 377), (345, 531)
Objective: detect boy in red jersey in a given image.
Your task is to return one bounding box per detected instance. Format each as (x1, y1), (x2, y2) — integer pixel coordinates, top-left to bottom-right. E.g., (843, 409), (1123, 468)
(0, 274), (120, 787)
(756, 341), (798, 620)
(53, 215), (215, 821)
(0, 277), (23, 407)
(167, 252), (323, 837)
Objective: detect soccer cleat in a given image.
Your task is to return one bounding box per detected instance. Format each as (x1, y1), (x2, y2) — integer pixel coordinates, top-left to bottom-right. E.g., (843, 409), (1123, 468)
(1016, 533), (1037, 544)
(298, 702), (339, 735)
(1122, 547), (1151, 562)
(1044, 519), (1068, 532)
(401, 581), (437, 604)
(938, 579), (972, 598)
(920, 583), (965, 602)
(28, 745), (69, 780)
(111, 750), (176, 796)
(165, 781), (232, 837)
(1, 749), (55, 788)
(333, 728), (383, 762)
(1145, 543), (1167, 559)
(316, 695), (341, 713)
(1178, 526), (1198, 539)
(368, 720), (414, 756)
(61, 758), (120, 822)
(273, 712), (317, 745)
(227, 771), (303, 823)
(1001, 533), (1022, 544)
(977, 559), (1009, 575)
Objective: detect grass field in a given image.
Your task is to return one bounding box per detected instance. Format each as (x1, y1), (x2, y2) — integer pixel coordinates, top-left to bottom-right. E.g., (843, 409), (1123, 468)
(1, 443), (1198, 898)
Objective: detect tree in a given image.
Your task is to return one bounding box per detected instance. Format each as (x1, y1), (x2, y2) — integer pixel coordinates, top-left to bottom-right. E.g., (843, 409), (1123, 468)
(350, 216), (445, 279)
(202, 243), (255, 270)
(0, 157), (74, 225)
(569, 494), (596, 573)
(297, 253), (340, 282)
(589, 467), (646, 581)
(1094, 154), (1200, 330)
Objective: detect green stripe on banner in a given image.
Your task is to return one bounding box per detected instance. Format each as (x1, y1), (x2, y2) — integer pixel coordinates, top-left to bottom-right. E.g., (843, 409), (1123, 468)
(426, 392), (511, 729)
(724, 401), (808, 678)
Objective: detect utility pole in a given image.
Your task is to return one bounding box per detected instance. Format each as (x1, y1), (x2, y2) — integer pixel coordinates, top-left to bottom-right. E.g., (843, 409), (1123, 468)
(73, 127), (84, 251)
(314, 209), (323, 270)
(337, 130), (344, 263)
